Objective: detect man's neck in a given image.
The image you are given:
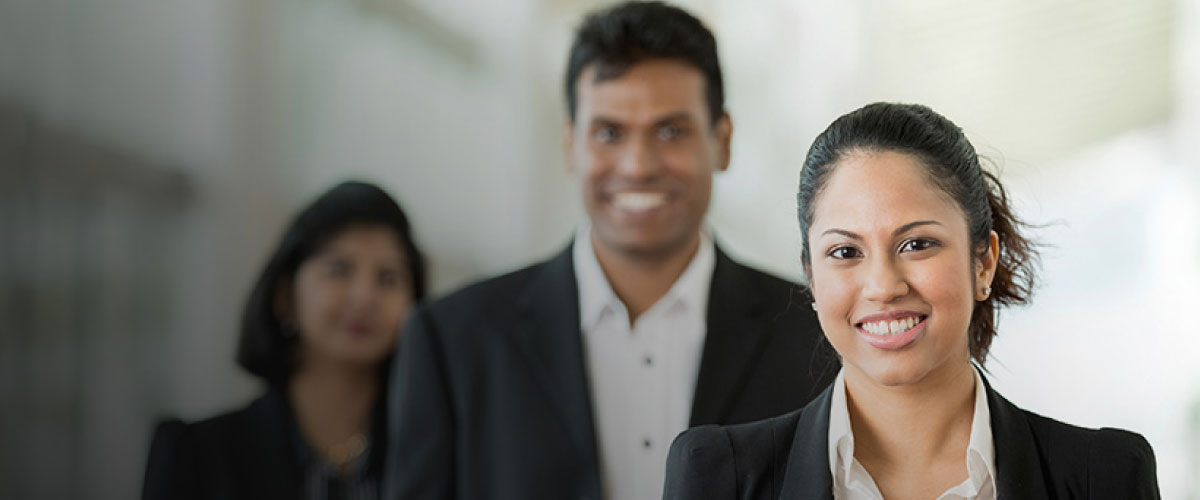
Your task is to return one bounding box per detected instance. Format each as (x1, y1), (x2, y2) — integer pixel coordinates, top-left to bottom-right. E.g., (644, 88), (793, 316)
(591, 232), (702, 323)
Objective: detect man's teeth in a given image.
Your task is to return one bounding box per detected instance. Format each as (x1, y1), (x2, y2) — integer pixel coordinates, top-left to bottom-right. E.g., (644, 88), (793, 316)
(612, 192), (667, 211)
(862, 316), (921, 336)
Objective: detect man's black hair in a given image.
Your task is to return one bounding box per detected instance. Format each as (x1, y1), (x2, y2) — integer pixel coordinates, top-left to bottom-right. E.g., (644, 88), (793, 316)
(565, 1), (724, 122)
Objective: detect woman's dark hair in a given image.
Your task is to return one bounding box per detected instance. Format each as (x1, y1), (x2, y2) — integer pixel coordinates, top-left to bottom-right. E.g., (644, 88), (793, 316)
(565, 1), (724, 123)
(796, 102), (1039, 365)
(236, 181), (427, 385)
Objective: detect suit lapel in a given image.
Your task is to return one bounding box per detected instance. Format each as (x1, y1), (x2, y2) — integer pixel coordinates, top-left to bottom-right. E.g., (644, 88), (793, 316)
(778, 384), (835, 500)
(771, 375), (1053, 500)
(241, 388), (302, 499)
(512, 246), (600, 468)
(689, 247), (772, 425)
(984, 377), (1051, 500)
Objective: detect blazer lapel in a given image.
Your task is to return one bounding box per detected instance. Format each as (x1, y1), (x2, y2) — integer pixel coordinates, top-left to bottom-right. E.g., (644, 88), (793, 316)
(984, 378), (1051, 500)
(772, 375), (1052, 500)
(241, 388), (302, 499)
(778, 384), (835, 500)
(690, 247), (772, 425)
(512, 245), (600, 468)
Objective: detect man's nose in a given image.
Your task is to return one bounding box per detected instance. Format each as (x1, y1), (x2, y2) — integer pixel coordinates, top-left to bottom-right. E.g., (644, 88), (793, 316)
(615, 135), (661, 179)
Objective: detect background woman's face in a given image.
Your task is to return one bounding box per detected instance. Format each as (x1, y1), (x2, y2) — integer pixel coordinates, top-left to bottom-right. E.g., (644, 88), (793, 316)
(290, 224), (412, 368)
(806, 151), (995, 388)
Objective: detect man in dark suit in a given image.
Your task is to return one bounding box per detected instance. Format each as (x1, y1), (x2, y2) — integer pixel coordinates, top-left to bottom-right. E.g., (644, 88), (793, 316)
(383, 2), (836, 499)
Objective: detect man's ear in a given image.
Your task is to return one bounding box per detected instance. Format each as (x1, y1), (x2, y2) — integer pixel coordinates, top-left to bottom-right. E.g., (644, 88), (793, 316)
(564, 120), (576, 174)
(715, 112), (732, 172)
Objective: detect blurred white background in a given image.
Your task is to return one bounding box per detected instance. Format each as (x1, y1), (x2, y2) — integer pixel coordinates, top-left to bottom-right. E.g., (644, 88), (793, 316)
(1, 0), (1197, 498)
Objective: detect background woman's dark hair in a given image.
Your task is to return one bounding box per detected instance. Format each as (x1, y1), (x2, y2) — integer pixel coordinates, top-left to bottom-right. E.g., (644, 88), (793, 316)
(796, 102), (1039, 365)
(236, 181), (427, 385)
(565, 0), (724, 123)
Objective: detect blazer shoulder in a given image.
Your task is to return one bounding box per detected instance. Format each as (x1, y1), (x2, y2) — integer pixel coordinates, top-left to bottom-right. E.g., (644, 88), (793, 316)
(665, 409), (804, 500)
(1022, 410), (1160, 498)
(723, 257), (808, 297)
(1087, 427), (1160, 498)
(671, 403), (802, 454)
(420, 259), (553, 321)
(142, 408), (249, 500)
(721, 408), (804, 454)
(665, 425), (736, 500)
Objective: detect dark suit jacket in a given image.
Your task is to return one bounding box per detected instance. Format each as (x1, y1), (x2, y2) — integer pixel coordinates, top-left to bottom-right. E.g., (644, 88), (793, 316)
(142, 387), (388, 500)
(665, 378), (1161, 500)
(384, 244), (838, 500)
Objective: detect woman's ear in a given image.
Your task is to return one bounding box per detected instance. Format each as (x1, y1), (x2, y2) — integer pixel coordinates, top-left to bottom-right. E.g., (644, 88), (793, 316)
(273, 278), (293, 321)
(975, 231), (1000, 300)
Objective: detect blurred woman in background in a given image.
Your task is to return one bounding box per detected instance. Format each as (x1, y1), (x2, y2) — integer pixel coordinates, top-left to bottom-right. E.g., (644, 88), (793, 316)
(143, 180), (426, 500)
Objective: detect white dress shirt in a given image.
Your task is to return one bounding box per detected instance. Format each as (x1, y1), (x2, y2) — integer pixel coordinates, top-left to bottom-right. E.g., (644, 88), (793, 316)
(574, 227), (714, 500)
(828, 368), (997, 500)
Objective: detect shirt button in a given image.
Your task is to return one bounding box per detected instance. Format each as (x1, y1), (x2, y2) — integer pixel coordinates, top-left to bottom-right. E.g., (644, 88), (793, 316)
(643, 355), (653, 367)
(642, 438), (652, 449)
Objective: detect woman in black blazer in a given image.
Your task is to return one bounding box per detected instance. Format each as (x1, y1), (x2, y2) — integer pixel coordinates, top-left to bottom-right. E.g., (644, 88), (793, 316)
(142, 181), (427, 500)
(664, 103), (1160, 499)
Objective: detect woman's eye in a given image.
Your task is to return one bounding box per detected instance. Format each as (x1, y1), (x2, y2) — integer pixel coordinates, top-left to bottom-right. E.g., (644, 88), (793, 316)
(327, 259), (352, 277)
(900, 238), (936, 253)
(829, 246), (862, 260)
(377, 270), (399, 287)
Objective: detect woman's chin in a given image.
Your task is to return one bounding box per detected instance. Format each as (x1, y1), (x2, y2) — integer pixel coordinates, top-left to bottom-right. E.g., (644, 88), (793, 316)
(854, 361), (931, 388)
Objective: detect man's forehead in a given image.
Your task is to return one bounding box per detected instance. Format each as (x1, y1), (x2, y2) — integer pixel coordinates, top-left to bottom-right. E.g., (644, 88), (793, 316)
(575, 60), (708, 122)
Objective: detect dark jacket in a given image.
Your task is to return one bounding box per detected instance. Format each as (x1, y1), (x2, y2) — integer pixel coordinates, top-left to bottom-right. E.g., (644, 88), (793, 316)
(142, 387), (387, 500)
(665, 378), (1161, 500)
(383, 244), (839, 500)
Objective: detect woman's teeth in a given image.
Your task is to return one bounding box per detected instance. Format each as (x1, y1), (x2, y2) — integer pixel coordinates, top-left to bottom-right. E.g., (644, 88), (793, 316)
(861, 316), (922, 336)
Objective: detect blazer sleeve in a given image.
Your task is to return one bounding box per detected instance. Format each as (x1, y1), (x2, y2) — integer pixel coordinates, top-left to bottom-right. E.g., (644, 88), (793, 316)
(383, 306), (456, 500)
(1088, 428), (1161, 499)
(663, 425), (737, 500)
(141, 419), (194, 500)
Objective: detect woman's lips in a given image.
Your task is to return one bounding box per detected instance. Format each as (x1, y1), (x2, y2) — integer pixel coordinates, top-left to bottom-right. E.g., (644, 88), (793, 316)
(346, 321), (371, 336)
(855, 314), (928, 350)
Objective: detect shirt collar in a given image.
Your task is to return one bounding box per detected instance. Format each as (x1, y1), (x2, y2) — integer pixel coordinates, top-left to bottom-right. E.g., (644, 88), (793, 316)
(573, 224), (715, 331)
(827, 366), (997, 496)
(963, 365), (998, 495)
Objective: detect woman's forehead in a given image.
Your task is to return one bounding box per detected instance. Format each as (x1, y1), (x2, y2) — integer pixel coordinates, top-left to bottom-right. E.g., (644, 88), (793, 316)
(810, 151), (966, 235)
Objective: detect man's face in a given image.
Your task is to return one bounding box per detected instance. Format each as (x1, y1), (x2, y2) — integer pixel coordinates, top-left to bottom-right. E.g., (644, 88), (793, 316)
(567, 59), (731, 260)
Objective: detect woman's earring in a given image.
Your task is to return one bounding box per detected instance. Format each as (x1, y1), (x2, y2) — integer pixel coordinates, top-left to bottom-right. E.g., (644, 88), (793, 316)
(811, 302), (818, 311)
(981, 286), (991, 299)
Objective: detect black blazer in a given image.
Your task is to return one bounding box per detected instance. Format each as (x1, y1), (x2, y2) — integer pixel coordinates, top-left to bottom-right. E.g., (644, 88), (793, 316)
(384, 244), (838, 500)
(142, 387), (388, 500)
(665, 378), (1161, 500)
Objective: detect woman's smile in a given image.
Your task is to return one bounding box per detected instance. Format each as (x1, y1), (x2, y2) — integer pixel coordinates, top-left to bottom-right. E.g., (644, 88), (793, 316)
(854, 311), (929, 350)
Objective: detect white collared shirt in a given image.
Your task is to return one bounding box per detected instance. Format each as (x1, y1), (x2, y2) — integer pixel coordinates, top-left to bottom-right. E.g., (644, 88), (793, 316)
(574, 226), (714, 500)
(828, 368), (997, 500)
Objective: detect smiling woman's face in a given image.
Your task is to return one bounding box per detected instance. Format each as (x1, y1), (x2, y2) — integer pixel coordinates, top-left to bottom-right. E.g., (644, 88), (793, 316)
(807, 150), (997, 388)
(289, 224), (413, 369)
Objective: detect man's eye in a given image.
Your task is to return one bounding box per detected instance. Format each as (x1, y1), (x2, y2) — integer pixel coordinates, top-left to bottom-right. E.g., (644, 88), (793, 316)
(899, 238), (937, 253)
(595, 127), (620, 143)
(829, 247), (861, 260)
(658, 125), (683, 141)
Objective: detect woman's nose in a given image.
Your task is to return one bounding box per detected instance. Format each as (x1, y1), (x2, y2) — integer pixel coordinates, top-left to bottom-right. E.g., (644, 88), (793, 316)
(861, 257), (909, 302)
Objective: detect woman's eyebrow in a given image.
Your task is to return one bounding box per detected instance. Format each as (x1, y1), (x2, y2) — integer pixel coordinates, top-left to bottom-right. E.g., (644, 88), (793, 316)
(819, 220), (942, 240)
